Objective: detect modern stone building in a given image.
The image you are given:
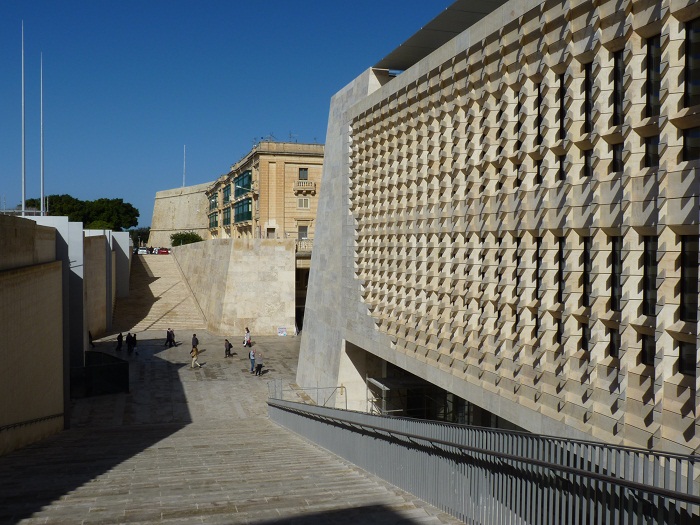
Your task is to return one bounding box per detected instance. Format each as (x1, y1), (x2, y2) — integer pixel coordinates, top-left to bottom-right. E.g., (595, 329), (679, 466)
(298, 0), (700, 455)
(206, 141), (324, 328)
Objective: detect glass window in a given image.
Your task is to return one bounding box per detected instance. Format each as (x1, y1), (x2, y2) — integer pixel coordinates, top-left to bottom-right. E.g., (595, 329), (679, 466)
(581, 322), (590, 351)
(609, 328), (621, 358)
(611, 236), (622, 312)
(223, 207), (231, 226)
(559, 72), (566, 140)
(209, 196), (217, 211)
(223, 184), (231, 204)
(536, 82), (543, 146)
(558, 236), (565, 304)
(679, 341), (697, 375)
(233, 197), (252, 223)
(680, 235), (699, 322)
(641, 334), (655, 366)
(298, 225), (309, 240)
(299, 167), (308, 180)
(683, 127), (700, 161)
(645, 136), (660, 168)
(611, 143), (623, 173)
(686, 19), (700, 107)
(643, 236), (658, 316)
(208, 212), (218, 228)
(646, 35), (661, 117)
(584, 62), (593, 133)
(234, 170), (252, 198)
(582, 236), (592, 308)
(298, 197), (310, 209)
(613, 50), (624, 126)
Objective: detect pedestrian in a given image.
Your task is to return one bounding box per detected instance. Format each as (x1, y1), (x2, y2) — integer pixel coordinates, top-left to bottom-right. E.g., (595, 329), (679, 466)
(243, 327), (251, 347)
(133, 333), (138, 355)
(164, 328), (170, 347)
(116, 332), (123, 351)
(190, 345), (202, 369)
(224, 339), (233, 358)
(249, 347), (256, 373)
(254, 351), (264, 376)
(169, 328), (176, 347)
(126, 332), (134, 355)
(192, 333), (199, 354)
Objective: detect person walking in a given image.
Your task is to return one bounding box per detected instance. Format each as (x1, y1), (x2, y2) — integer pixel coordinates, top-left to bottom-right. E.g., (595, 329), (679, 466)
(243, 327), (251, 347)
(164, 328), (170, 347)
(249, 347), (255, 373)
(191, 334), (199, 354)
(169, 328), (176, 347)
(190, 345), (202, 369)
(126, 333), (134, 355)
(224, 339), (233, 358)
(254, 351), (264, 376)
(115, 332), (123, 351)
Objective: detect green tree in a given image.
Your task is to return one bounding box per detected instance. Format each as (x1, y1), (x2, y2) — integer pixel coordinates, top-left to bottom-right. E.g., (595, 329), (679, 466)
(129, 227), (151, 246)
(25, 194), (139, 230)
(170, 231), (203, 246)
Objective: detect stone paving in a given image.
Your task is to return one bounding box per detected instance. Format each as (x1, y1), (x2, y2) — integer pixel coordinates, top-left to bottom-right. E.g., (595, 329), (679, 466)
(0, 329), (462, 525)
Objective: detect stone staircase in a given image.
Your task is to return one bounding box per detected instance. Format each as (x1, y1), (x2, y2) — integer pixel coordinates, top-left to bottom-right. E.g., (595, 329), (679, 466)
(112, 254), (206, 333)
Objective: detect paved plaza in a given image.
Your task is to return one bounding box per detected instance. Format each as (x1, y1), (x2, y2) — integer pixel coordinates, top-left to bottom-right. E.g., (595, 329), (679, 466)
(0, 329), (461, 524)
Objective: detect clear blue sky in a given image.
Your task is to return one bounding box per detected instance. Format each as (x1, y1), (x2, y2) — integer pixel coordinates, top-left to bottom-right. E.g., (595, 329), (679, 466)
(0, 1), (452, 227)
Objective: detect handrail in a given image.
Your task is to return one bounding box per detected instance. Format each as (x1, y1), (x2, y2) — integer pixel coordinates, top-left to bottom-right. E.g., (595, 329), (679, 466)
(0, 413), (63, 433)
(269, 399), (700, 506)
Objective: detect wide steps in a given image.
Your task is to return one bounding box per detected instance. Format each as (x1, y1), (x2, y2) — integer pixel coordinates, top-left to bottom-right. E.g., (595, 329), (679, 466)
(112, 254), (206, 332)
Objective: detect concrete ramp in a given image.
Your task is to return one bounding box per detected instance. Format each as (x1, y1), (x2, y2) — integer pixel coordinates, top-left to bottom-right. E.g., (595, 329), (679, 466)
(112, 254), (206, 332)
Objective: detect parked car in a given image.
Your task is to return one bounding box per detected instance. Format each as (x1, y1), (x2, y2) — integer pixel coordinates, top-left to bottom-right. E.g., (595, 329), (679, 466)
(157, 248), (170, 255)
(136, 247), (148, 255)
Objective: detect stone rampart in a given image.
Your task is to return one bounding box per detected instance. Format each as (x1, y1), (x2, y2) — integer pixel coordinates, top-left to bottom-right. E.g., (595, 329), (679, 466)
(148, 183), (211, 248)
(172, 238), (295, 337)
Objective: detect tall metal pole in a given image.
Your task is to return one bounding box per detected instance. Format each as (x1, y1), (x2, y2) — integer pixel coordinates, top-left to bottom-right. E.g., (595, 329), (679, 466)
(21, 22), (26, 216)
(183, 145), (186, 187)
(40, 53), (45, 215)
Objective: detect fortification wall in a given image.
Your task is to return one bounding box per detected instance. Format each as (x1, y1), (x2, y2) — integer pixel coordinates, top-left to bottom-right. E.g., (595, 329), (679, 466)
(148, 183), (211, 248)
(0, 215), (64, 455)
(173, 238), (295, 336)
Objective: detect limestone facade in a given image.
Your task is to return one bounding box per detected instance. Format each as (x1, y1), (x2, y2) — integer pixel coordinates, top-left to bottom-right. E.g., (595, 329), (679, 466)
(206, 141), (324, 244)
(299, 0), (700, 454)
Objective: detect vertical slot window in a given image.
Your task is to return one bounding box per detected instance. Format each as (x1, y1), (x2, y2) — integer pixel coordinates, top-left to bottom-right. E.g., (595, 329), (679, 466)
(609, 328), (621, 358)
(641, 334), (655, 366)
(645, 136), (660, 168)
(611, 143), (624, 173)
(584, 62), (593, 133)
(680, 235), (699, 322)
(613, 50), (624, 126)
(582, 236), (592, 308)
(559, 72), (566, 140)
(646, 35), (661, 117)
(611, 236), (622, 312)
(686, 19), (700, 107)
(583, 149), (593, 178)
(558, 236), (565, 304)
(536, 82), (543, 146)
(643, 236), (658, 316)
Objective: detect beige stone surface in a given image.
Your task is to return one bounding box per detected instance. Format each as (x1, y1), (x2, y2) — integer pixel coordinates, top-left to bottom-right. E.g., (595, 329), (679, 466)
(301, 0), (700, 453)
(173, 238), (296, 336)
(84, 235), (108, 338)
(0, 215), (64, 456)
(148, 182), (211, 248)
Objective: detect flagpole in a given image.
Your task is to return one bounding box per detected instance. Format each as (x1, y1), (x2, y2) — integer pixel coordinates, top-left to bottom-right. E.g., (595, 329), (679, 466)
(21, 22), (26, 216)
(40, 53), (45, 215)
(183, 145), (186, 187)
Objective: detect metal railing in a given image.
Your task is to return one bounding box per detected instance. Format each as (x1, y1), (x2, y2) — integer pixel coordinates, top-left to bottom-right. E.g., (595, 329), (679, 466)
(267, 381), (346, 409)
(268, 399), (700, 525)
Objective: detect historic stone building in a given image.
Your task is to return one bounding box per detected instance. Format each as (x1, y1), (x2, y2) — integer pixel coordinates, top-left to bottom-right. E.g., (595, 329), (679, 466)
(298, 0), (700, 454)
(206, 141), (324, 328)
